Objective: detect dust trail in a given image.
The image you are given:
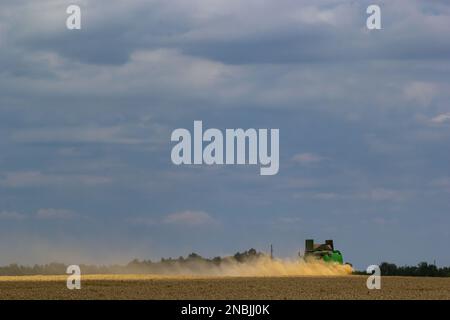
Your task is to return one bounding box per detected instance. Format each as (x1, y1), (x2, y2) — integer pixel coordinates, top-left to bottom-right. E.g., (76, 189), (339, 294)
(0, 256), (353, 278)
(140, 256), (353, 277)
(213, 257), (353, 276)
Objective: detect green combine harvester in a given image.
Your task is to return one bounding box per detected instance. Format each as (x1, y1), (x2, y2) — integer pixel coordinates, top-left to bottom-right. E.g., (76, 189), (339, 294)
(303, 239), (344, 264)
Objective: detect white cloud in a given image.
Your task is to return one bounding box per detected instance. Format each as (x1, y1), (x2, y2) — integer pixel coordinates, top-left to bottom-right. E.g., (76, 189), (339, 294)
(311, 192), (339, 200)
(403, 81), (437, 106)
(294, 188), (409, 202)
(163, 210), (216, 226)
(0, 211), (26, 221)
(367, 188), (407, 202)
(0, 208), (78, 221)
(430, 177), (450, 193)
(278, 216), (302, 224)
(431, 177), (450, 187)
(0, 171), (112, 188)
(126, 216), (157, 227)
(12, 126), (145, 145)
(127, 210), (217, 228)
(36, 208), (75, 220)
(292, 153), (325, 165)
(431, 113), (450, 124)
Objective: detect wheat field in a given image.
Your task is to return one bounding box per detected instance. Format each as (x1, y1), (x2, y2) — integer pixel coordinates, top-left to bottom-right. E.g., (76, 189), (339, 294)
(0, 275), (449, 299)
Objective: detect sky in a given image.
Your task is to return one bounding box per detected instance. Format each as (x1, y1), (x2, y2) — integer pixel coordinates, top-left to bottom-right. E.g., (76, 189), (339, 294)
(0, 0), (449, 269)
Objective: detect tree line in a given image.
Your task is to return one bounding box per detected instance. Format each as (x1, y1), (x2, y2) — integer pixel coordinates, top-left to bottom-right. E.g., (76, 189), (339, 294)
(0, 248), (263, 276)
(354, 262), (450, 277)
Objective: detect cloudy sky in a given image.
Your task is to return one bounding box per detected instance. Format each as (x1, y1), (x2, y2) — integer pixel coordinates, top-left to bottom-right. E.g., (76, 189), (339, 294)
(0, 0), (449, 269)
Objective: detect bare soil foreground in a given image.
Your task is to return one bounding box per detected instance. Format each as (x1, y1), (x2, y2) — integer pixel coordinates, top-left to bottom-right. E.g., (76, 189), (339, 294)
(0, 275), (449, 300)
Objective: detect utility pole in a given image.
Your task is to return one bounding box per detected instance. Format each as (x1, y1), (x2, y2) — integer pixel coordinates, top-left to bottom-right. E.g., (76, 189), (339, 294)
(270, 244), (273, 260)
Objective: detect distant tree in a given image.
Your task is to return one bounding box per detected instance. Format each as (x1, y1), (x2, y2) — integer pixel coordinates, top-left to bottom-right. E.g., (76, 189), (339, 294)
(379, 262), (398, 276)
(187, 253), (202, 260)
(363, 261), (449, 277)
(233, 248), (262, 262)
(127, 259), (141, 267)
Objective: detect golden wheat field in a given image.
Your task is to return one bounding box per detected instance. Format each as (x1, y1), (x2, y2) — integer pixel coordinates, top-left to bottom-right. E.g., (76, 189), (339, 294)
(0, 275), (450, 299)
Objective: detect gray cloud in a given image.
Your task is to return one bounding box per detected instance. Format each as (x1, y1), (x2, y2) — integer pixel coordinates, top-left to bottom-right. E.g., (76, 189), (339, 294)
(0, 0), (449, 268)
(4, 0), (449, 66)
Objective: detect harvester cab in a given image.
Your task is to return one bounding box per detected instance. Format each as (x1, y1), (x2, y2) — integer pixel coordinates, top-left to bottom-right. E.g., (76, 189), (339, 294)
(304, 239), (344, 264)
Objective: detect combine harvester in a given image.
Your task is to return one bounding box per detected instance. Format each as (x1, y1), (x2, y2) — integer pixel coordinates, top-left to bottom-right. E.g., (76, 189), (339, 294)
(303, 239), (347, 265)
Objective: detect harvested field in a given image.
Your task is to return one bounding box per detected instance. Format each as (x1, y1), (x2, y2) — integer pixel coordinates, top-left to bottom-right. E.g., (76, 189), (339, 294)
(0, 275), (449, 300)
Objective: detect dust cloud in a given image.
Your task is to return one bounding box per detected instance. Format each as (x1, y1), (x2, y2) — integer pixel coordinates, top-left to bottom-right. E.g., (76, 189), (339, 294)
(140, 256), (353, 277)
